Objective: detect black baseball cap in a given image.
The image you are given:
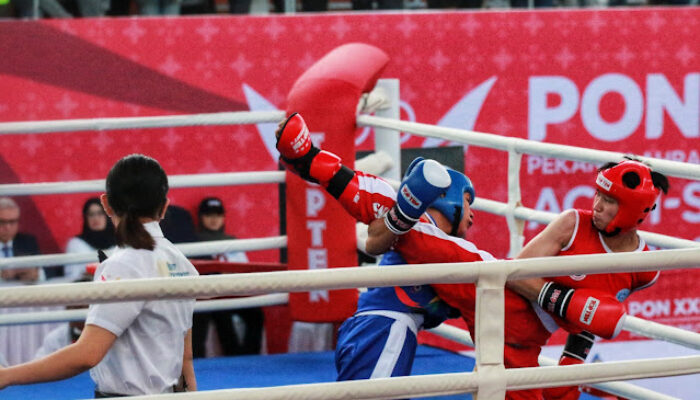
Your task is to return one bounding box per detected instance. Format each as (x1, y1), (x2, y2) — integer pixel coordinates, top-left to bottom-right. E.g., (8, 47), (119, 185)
(198, 197), (225, 215)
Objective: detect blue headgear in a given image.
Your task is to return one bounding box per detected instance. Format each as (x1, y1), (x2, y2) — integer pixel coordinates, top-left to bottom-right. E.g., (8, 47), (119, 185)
(430, 168), (475, 237)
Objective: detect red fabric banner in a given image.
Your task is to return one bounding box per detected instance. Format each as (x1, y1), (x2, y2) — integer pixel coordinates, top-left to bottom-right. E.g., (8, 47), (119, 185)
(285, 44), (389, 322)
(0, 9), (697, 352)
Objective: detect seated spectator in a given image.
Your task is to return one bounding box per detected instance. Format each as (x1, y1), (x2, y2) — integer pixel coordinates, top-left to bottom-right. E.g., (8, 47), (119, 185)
(136, 0), (181, 15)
(352, 0), (403, 10)
(11, 0), (106, 18)
(0, 197), (42, 285)
(64, 197), (116, 280)
(192, 197), (264, 357)
(160, 204), (198, 244)
(34, 275), (93, 359)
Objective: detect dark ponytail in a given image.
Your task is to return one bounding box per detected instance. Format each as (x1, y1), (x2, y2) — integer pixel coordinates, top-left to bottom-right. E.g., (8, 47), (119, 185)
(106, 154), (169, 250)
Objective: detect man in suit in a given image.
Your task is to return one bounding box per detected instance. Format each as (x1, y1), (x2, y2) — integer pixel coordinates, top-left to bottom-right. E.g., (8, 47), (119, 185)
(0, 197), (41, 283)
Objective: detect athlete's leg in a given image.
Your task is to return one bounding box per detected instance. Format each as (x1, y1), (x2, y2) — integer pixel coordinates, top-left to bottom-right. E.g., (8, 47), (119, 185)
(335, 314), (418, 381)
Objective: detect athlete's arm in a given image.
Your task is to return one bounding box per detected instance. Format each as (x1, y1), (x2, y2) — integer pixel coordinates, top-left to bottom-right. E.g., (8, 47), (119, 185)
(507, 210), (577, 301)
(365, 218), (397, 255)
(0, 324), (116, 388)
(181, 328), (197, 391)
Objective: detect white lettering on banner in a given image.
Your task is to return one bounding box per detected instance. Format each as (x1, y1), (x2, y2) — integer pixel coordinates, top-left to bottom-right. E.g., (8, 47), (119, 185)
(528, 73), (699, 142)
(527, 187), (560, 230)
(306, 188), (326, 217)
(673, 298), (700, 316)
(629, 300), (671, 318)
(305, 186), (328, 302)
(526, 156), (596, 175)
(564, 186), (595, 210)
(643, 149), (700, 164)
(308, 249), (329, 302)
(682, 182), (700, 223)
(306, 221), (326, 247)
(646, 74), (699, 139)
(527, 185), (594, 229)
(582, 74), (643, 142)
(528, 76), (580, 142)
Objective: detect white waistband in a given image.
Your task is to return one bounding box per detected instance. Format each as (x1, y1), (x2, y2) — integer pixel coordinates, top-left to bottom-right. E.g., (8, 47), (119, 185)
(354, 310), (424, 335)
(531, 301), (560, 333)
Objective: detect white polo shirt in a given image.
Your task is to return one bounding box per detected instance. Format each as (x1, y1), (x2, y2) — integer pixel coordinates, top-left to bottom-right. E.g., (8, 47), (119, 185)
(86, 222), (198, 395)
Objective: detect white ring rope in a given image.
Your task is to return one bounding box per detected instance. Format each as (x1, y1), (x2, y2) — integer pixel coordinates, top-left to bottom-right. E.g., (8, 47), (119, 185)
(623, 315), (700, 351)
(0, 248), (697, 306)
(0, 236), (287, 270)
(0, 110), (286, 135)
(0, 294), (289, 326)
(534, 358), (682, 400)
(2, 291), (685, 399)
(357, 115), (700, 181)
(427, 324), (679, 400)
(0, 170), (285, 196)
(103, 356), (700, 400)
(379, 179), (700, 251)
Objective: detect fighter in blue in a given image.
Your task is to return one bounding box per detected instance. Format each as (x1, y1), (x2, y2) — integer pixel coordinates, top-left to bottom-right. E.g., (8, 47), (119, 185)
(334, 159), (476, 381)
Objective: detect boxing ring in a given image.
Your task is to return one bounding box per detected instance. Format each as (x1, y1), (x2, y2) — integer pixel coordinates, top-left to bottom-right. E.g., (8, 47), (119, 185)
(1, 37), (700, 399)
(1, 102), (700, 399)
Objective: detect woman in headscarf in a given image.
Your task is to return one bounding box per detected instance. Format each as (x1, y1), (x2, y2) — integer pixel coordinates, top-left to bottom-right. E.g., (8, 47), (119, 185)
(64, 197), (116, 280)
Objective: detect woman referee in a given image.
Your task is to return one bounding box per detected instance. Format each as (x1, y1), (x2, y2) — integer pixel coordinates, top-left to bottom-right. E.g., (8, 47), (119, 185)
(0, 154), (199, 396)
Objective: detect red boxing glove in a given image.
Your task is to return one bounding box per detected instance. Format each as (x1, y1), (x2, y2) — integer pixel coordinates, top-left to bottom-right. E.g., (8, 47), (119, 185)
(275, 113), (354, 197)
(276, 112), (313, 160)
(538, 283), (626, 339)
(543, 331), (594, 400)
(542, 356), (582, 400)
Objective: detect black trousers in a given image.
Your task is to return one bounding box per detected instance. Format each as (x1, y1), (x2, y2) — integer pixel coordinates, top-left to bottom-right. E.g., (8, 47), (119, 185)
(192, 307), (264, 357)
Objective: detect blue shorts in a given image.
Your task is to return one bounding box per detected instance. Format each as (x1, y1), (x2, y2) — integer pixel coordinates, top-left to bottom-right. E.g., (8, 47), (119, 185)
(335, 311), (420, 381)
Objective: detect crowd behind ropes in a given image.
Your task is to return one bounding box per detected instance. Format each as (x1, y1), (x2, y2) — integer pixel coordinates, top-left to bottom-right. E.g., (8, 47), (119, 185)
(0, 0), (694, 20)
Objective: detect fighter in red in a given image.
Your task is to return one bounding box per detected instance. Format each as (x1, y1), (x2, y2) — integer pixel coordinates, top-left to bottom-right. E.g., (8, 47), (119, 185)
(508, 158), (668, 399)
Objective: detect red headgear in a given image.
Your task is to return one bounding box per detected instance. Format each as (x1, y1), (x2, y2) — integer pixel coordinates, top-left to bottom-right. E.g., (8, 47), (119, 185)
(595, 160), (660, 234)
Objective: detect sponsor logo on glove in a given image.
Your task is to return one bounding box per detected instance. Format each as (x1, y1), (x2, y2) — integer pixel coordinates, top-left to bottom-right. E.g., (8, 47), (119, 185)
(580, 297), (600, 325)
(290, 124), (310, 156)
(401, 185), (422, 209)
(548, 289), (562, 314)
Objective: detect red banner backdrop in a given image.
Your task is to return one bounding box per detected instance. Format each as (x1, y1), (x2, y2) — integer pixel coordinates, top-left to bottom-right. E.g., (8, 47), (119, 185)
(0, 9), (698, 378)
(285, 43), (388, 322)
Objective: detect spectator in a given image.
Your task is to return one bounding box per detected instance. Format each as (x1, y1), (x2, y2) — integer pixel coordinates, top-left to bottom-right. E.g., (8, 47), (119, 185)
(11, 0), (106, 18)
(351, 0), (402, 10)
(64, 197), (116, 281)
(160, 204), (198, 245)
(0, 197), (42, 284)
(106, 0), (132, 15)
(10, 0), (72, 18)
(427, 0), (481, 9)
(34, 275), (93, 359)
(192, 197), (264, 357)
(136, 0), (181, 15)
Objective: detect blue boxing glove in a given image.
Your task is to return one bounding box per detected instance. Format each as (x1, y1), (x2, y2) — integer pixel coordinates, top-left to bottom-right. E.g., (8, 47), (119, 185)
(384, 158), (451, 234)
